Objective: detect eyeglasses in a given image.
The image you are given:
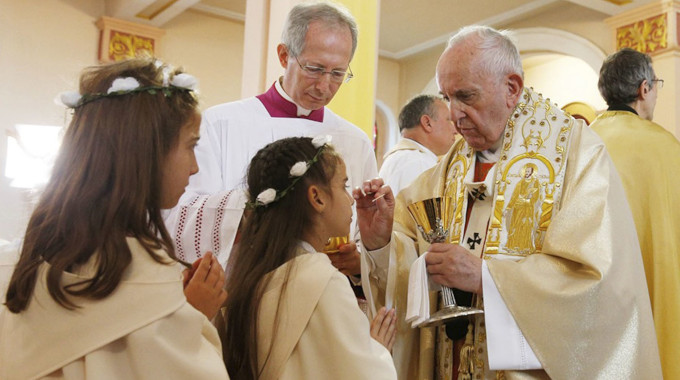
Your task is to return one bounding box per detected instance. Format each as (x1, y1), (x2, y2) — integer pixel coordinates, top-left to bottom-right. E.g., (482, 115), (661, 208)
(294, 56), (354, 83)
(652, 78), (664, 89)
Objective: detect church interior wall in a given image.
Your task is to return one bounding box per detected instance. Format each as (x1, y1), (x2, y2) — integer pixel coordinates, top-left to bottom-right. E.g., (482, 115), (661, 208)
(376, 56), (401, 127)
(0, 1), (668, 241)
(504, 2), (614, 55)
(373, 2), (616, 153)
(395, 44), (446, 108)
(0, 1), (245, 241)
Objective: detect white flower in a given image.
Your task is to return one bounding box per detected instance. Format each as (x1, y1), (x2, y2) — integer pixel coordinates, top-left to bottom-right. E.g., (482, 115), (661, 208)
(256, 188), (277, 205)
(312, 135), (332, 148)
(161, 66), (172, 87)
(58, 91), (82, 108)
(107, 77), (140, 94)
(289, 161), (309, 177)
(171, 73), (198, 91)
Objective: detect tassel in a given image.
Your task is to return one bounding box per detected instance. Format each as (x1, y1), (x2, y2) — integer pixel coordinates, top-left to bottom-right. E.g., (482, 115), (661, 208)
(458, 322), (475, 380)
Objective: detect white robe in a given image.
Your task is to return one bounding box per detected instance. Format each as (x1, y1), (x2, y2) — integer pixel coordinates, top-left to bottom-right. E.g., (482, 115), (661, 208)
(188, 96), (377, 195)
(168, 92), (379, 265)
(0, 238), (228, 380)
(255, 242), (397, 380)
(379, 138), (438, 196)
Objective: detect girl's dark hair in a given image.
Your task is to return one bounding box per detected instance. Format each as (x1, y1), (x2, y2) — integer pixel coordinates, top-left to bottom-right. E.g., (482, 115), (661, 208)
(4, 58), (198, 313)
(220, 137), (340, 379)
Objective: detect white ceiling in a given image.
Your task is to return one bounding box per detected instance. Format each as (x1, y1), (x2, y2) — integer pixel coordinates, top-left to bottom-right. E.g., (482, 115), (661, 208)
(105, 0), (658, 60)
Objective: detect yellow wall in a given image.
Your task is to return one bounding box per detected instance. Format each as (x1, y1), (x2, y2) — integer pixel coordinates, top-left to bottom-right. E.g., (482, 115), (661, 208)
(327, 0), (379, 137)
(0, 0), (245, 240)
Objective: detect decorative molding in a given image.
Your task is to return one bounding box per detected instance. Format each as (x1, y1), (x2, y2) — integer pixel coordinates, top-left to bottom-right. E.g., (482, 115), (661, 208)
(513, 27), (607, 72)
(95, 17), (165, 62)
(379, 0), (559, 60)
(374, 99), (399, 158)
(606, 1), (680, 55)
(616, 13), (668, 52)
(190, 3), (246, 22)
(565, 0), (661, 16)
(604, 0), (633, 5)
(605, 0), (673, 27)
(420, 27), (607, 94)
(104, 0), (201, 27)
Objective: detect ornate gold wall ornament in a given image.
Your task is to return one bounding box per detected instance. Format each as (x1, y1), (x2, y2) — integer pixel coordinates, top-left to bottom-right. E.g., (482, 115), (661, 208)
(616, 13), (667, 54)
(96, 17), (165, 63)
(108, 31), (155, 61)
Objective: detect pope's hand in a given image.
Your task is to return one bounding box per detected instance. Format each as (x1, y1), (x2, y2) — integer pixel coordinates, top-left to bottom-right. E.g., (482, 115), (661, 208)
(425, 243), (483, 294)
(353, 178), (394, 251)
(328, 242), (361, 276)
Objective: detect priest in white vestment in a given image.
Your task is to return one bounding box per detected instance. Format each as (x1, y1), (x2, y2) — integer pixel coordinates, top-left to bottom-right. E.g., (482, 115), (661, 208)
(379, 95), (456, 195)
(168, 3), (377, 281)
(358, 26), (662, 380)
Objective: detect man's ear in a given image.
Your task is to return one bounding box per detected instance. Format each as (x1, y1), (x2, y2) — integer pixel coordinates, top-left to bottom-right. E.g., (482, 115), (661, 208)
(307, 185), (326, 213)
(277, 43), (289, 69)
(638, 79), (650, 100)
(420, 114), (433, 132)
(506, 73), (524, 108)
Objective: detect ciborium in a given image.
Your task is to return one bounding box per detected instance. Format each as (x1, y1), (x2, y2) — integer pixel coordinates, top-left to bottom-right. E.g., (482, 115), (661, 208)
(407, 197), (483, 327)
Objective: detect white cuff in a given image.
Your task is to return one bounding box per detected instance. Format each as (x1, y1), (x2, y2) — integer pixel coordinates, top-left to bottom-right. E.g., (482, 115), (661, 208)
(482, 261), (542, 370)
(365, 243), (390, 281)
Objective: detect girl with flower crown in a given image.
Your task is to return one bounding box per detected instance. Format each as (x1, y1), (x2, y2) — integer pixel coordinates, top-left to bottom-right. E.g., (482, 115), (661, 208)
(219, 136), (397, 380)
(0, 58), (229, 379)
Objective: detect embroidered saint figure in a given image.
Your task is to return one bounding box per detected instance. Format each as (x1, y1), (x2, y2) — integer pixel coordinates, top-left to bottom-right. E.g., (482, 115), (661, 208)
(505, 163), (541, 254)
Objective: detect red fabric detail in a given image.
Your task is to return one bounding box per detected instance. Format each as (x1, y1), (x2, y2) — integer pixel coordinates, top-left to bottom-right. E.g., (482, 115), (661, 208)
(465, 162), (496, 229)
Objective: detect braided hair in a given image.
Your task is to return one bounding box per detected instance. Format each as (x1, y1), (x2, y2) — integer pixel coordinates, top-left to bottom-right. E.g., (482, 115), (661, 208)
(220, 137), (340, 379)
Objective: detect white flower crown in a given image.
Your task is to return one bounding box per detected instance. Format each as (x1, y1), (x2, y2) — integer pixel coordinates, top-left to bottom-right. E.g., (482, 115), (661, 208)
(248, 135), (333, 208)
(58, 71), (198, 109)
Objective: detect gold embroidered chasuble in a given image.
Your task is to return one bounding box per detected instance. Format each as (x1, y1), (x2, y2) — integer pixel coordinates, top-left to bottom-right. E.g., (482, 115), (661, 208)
(367, 88), (661, 379)
(591, 110), (680, 380)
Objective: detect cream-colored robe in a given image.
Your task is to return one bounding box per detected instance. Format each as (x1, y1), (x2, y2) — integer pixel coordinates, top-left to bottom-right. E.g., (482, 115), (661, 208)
(364, 114), (661, 379)
(591, 110), (680, 380)
(0, 238), (228, 380)
(379, 138), (438, 196)
(257, 244), (397, 380)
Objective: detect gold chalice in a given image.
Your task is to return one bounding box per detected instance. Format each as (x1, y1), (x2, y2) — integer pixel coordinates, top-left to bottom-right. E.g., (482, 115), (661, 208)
(323, 235), (350, 254)
(407, 197), (483, 327)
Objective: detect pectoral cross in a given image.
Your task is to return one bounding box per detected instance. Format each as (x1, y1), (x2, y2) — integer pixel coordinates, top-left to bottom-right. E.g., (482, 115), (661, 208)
(470, 185), (487, 200)
(467, 232), (482, 250)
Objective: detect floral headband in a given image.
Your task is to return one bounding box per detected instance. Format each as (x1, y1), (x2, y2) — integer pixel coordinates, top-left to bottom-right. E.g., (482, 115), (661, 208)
(59, 68), (198, 109)
(246, 135), (333, 209)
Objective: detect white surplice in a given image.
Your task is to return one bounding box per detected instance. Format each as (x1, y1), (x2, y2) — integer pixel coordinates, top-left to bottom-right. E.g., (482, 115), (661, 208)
(187, 88), (377, 195)
(379, 138), (438, 196)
